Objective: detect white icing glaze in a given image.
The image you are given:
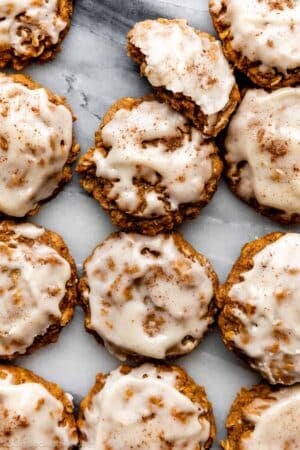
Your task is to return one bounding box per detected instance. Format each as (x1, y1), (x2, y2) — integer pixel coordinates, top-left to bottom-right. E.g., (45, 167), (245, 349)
(80, 364), (211, 450)
(0, 371), (77, 449)
(210, 0), (300, 72)
(0, 74), (73, 217)
(84, 232), (214, 359)
(0, 222), (71, 356)
(225, 88), (300, 216)
(241, 386), (300, 449)
(129, 20), (235, 115)
(228, 233), (300, 383)
(0, 0), (67, 56)
(94, 100), (215, 217)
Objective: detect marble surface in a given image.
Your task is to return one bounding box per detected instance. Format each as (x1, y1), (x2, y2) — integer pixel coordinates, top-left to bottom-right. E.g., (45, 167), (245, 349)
(10, 0), (300, 447)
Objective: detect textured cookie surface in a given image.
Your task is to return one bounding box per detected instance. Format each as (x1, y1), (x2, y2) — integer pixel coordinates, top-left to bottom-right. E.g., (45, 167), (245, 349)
(218, 232), (300, 384)
(77, 97), (223, 234)
(78, 364), (215, 449)
(210, 0), (300, 88)
(0, 365), (78, 449)
(222, 383), (300, 450)
(0, 221), (77, 359)
(0, 0), (72, 69)
(127, 19), (239, 136)
(0, 73), (78, 217)
(79, 232), (217, 360)
(224, 87), (300, 223)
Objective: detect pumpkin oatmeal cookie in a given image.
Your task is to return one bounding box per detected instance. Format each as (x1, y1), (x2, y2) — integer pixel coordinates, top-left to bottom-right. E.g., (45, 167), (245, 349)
(0, 221), (77, 360)
(0, 0), (72, 70)
(127, 19), (239, 137)
(0, 73), (79, 218)
(218, 232), (300, 385)
(79, 232), (218, 361)
(224, 87), (300, 224)
(209, 0), (300, 89)
(221, 383), (300, 450)
(78, 363), (215, 450)
(0, 364), (78, 449)
(77, 96), (223, 235)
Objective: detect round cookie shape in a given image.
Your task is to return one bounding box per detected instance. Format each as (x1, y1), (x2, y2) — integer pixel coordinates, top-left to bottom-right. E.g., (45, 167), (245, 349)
(0, 0), (72, 69)
(222, 383), (300, 450)
(79, 232), (218, 361)
(0, 365), (78, 449)
(127, 19), (240, 137)
(78, 364), (215, 450)
(210, 0), (300, 88)
(0, 73), (79, 217)
(218, 232), (300, 385)
(77, 96), (223, 235)
(224, 87), (300, 224)
(0, 221), (77, 359)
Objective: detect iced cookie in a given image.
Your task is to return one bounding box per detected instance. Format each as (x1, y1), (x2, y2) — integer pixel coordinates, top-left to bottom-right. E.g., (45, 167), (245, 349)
(77, 96), (223, 235)
(218, 232), (300, 385)
(0, 0), (72, 70)
(78, 364), (215, 450)
(0, 364), (78, 449)
(224, 87), (300, 224)
(0, 221), (77, 360)
(0, 73), (79, 217)
(221, 383), (300, 450)
(210, 0), (300, 88)
(127, 19), (239, 137)
(79, 232), (218, 361)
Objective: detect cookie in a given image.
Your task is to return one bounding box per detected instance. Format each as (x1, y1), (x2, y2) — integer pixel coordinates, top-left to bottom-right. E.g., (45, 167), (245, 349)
(210, 0), (300, 88)
(127, 19), (239, 137)
(224, 87), (300, 224)
(0, 0), (72, 70)
(221, 383), (300, 450)
(0, 73), (79, 217)
(0, 364), (78, 448)
(78, 363), (215, 449)
(79, 232), (218, 361)
(218, 232), (300, 385)
(0, 221), (77, 360)
(77, 96), (223, 235)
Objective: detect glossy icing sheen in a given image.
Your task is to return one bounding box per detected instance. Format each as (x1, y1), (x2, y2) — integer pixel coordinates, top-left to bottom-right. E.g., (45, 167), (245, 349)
(0, 75), (73, 217)
(225, 88), (300, 216)
(0, 223), (71, 356)
(80, 364), (210, 450)
(94, 100), (215, 217)
(0, 0), (67, 56)
(84, 233), (214, 359)
(210, 0), (300, 72)
(129, 20), (235, 115)
(229, 233), (300, 383)
(241, 386), (300, 449)
(0, 371), (77, 449)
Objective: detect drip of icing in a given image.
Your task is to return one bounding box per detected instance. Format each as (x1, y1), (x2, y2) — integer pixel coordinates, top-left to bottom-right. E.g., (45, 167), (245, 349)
(0, 0), (67, 56)
(84, 233), (214, 359)
(94, 100), (214, 217)
(0, 75), (73, 217)
(0, 222), (71, 356)
(229, 233), (300, 383)
(0, 372), (77, 449)
(80, 364), (210, 450)
(129, 20), (235, 115)
(210, 0), (300, 72)
(225, 88), (300, 216)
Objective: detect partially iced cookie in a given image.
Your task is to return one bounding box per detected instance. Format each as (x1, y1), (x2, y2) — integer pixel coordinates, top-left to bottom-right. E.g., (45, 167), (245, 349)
(78, 364), (215, 450)
(77, 96), (223, 234)
(79, 232), (218, 361)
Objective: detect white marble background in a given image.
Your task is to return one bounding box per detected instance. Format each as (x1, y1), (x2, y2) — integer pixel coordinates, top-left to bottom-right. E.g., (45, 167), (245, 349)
(10, 0), (300, 447)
